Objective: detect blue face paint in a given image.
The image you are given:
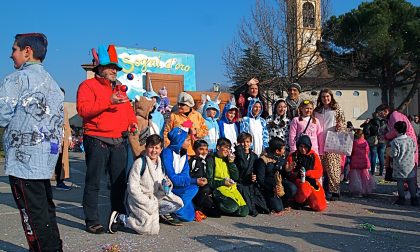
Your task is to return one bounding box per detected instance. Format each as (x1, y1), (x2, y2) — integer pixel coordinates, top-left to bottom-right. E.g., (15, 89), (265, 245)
(50, 142), (59, 154)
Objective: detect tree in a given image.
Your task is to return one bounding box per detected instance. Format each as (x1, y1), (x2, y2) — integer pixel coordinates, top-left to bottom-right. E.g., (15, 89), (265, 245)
(223, 0), (331, 101)
(230, 43), (272, 97)
(321, 0), (420, 110)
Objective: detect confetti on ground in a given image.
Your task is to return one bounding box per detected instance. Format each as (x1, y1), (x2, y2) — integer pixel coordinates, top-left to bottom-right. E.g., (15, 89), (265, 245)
(365, 210), (375, 214)
(102, 244), (121, 252)
(360, 223), (376, 232)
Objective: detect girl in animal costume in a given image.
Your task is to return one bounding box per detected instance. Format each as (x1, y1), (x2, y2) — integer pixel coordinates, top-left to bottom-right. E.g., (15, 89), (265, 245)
(218, 95), (240, 151)
(202, 93), (221, 152)
(314, 88), (346, 201)
(162, 122), (199, 222)
(286, 135), (327, 212)
(266, 99), (291, 151)
(240, 98), (269, 156)
(108, 135), (183, 234)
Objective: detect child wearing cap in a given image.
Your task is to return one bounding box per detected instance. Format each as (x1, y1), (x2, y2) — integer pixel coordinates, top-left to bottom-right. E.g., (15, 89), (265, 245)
(163, 92), (208, 156)
(286, 135), (327, 211)
(285, 82), (303, 119)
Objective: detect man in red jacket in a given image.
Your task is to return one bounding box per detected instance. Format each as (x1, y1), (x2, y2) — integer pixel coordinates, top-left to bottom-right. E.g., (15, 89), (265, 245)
(77, 44), (137, 234)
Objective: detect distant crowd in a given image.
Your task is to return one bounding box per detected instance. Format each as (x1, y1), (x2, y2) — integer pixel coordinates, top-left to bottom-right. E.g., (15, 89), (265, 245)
(1, 35), (418, 251)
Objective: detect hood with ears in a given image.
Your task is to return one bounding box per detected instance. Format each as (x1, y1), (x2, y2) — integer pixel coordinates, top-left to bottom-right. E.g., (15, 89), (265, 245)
(134, 96), (155, 119)
(202, 100), (220, 120)
(247, 97), (263, 119)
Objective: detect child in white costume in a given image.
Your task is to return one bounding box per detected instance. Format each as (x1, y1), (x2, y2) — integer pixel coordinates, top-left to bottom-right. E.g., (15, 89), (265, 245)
(108, 135), (183, 235)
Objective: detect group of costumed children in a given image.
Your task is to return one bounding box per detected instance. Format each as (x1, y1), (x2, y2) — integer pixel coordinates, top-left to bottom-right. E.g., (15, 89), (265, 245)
(108, 90), (327, 236)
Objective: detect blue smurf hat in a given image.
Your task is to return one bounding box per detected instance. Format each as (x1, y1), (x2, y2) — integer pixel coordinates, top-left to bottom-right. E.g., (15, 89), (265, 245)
(92, 44), (122, 71)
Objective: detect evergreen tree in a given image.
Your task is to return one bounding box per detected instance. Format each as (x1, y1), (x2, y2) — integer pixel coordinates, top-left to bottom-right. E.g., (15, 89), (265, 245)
(322, 0), (420, 110)
(230, 43), (272, 97)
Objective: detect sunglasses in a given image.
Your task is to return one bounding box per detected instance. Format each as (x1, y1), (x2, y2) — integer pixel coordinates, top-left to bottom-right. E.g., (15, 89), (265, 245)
(303, 100), (311, 105)
(178, 103), (188, 107)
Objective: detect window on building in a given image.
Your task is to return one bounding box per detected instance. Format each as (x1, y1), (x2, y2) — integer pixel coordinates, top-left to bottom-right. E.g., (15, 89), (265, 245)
(353, 91), (360, 96)
(335, 91), (342, 96)
(302, 2), (315, 28)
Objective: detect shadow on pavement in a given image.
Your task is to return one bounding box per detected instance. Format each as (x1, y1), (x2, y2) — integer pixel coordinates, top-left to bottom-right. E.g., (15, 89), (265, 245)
(194, 234), (296, 251)
(0, 240), (27, 252)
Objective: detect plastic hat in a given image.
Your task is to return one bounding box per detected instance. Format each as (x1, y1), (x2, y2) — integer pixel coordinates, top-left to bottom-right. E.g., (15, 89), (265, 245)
(92, 44), (122, 71)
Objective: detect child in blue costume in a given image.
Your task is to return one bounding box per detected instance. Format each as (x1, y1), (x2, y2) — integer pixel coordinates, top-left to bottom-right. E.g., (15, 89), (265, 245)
(145, 81), (165, 136)
(240, 98), (269, 156)
(202, 99), (221, 152)
(218, 98), (240, 150)
(162, 123), (199, 222)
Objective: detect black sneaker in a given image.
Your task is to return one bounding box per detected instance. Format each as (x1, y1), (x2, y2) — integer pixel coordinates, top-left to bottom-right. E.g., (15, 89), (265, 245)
(56, 182), (71, 191)
(108, 211), (123, 234)
(159, 213), (183, 226)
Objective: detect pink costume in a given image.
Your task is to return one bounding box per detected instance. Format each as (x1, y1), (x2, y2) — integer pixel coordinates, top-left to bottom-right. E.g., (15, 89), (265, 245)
(349, 138), (375, 194)
(289, 116), (323, 155)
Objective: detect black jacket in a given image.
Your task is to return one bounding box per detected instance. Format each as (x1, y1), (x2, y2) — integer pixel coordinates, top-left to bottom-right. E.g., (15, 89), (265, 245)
(255, 153), (287, 192)
(234, 145), (259, 185)
(189, 155), (211, 178)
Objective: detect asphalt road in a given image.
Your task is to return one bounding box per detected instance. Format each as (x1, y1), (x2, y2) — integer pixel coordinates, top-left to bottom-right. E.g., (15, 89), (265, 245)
(0, 152), (419, 252)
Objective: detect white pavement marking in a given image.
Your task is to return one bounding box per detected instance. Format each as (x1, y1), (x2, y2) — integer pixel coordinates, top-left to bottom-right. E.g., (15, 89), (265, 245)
(0, 203), (110, 216)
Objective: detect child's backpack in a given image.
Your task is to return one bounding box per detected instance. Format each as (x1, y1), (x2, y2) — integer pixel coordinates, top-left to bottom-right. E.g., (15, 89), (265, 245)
(132, 155), (165, 177)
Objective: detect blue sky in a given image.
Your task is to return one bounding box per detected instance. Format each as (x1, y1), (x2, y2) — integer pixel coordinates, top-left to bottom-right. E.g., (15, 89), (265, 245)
(0, 0), (418, 101)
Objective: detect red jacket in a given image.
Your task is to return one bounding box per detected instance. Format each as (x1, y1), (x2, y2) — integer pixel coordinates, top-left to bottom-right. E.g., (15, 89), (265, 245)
(77, 76), (136, 138)
(286, 149), (323, 181)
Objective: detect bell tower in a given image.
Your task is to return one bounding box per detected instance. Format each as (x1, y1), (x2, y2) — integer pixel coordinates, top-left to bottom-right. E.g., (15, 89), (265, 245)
(286, 0), (322, 77)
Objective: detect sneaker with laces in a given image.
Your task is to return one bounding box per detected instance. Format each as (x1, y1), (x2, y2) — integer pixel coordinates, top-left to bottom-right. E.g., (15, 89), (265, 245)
(56, 182), (71, 191)
(159, 213), (183, 226)
(108, 211), (123, 234)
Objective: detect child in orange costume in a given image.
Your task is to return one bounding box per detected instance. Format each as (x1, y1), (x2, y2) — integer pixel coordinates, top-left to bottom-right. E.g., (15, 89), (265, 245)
(286, 135), (327, 211)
